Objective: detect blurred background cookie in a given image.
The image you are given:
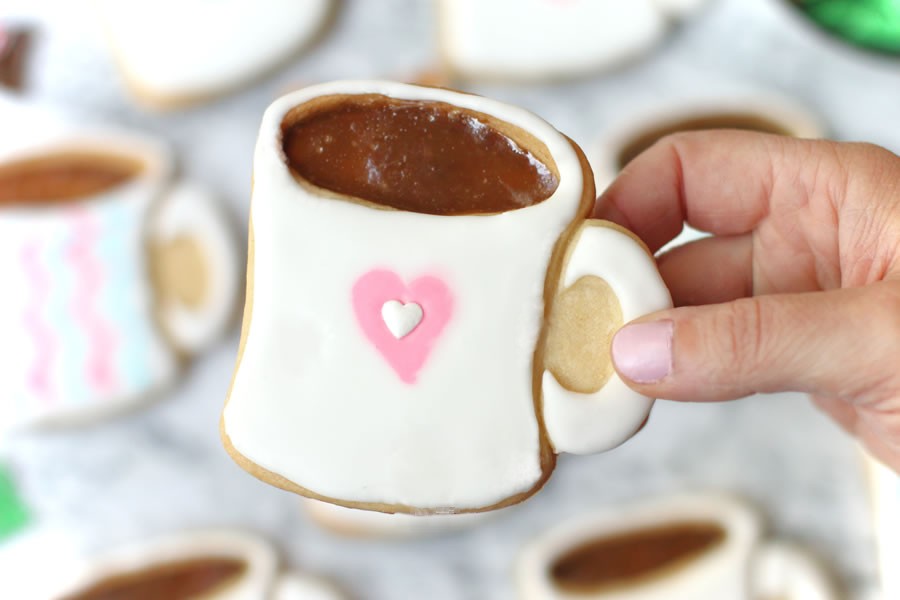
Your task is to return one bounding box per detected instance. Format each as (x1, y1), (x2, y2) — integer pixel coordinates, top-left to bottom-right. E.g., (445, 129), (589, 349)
(516, 492), (839, 600)
(437, 0), (709, 81)
(591, 91), (824, 253)
(42, 529), (344, 600)
(0, 126), (239, 433)
(92, 0), (336, 109)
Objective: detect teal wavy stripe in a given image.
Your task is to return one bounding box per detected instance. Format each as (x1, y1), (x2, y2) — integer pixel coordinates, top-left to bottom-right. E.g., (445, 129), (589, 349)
(98, 199), (153, 395)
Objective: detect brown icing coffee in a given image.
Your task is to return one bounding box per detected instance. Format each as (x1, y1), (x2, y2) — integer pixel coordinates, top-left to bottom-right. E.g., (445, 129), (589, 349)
(0, 153), (142, 206)
(617, 114), (792, 169)
(281, 94), (559, 215)
(550, 522), (726, 593)
(59, 557), (246, 600)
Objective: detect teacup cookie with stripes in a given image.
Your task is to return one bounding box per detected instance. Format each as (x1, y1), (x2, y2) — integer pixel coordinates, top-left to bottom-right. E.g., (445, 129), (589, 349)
(0, 130), (239, 432)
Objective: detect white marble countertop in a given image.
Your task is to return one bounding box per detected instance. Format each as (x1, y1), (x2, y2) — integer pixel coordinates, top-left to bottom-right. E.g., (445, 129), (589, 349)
(2, 0), (898, 598)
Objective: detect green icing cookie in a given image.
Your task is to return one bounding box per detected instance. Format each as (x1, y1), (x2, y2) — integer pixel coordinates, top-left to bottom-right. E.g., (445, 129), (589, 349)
(0, 464), (29, 539)
(793, 0), (900, 54)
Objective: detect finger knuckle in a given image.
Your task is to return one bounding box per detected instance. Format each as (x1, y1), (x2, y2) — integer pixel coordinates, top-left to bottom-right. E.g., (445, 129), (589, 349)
(870, 284), (900, 348)
(713, 298), (774, 379)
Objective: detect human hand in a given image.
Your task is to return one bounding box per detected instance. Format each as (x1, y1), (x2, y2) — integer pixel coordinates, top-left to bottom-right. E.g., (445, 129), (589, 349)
(594, 132), (900, 471)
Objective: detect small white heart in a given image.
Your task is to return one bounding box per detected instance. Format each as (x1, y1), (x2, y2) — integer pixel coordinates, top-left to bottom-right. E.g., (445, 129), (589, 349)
(381, 300), (424, 339)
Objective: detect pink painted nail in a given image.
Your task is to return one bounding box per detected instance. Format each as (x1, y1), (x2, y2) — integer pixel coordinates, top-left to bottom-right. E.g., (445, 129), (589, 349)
(612, 320), (673, 384)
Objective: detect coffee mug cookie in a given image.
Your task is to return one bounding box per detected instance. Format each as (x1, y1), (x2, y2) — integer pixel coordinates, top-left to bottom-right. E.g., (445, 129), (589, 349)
(516, 492), (839, 600)
(438, 0), (708, 81)
(592, 93), (825, 192)
(0, 131), (240, 432)
(592, 93), (824, 253)
(222, 81), (671, 514)
(93, 0), (334, 109)
(44, 529), (344, 600)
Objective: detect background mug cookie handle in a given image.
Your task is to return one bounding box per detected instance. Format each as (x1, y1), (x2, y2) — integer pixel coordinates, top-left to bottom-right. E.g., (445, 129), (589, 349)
(542, 221), (671, 455)
(751, 541), (839, 600)
(149, 183), (239, 355)
(270, 572), (345, 600)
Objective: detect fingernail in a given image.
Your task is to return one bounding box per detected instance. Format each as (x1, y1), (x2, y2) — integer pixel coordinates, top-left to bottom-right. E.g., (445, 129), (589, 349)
(612, 320), (673, 384)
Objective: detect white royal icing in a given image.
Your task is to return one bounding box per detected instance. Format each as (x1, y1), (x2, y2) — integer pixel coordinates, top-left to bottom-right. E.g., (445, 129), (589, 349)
(438, 0), (707, 81)
(271, 572), (346, 600)
(751, 542), (839, 600)
(150, 182), (241, 354)
(47, 530), (279, 600)
(381, 300), (424, 340)
(223, 81), (668, 511)
(94, 0), (333, 103)
(542, 224), (671, 455)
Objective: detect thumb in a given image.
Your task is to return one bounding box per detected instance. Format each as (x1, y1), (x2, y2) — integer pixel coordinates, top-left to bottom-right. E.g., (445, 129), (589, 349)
(610, 282), (900, 402)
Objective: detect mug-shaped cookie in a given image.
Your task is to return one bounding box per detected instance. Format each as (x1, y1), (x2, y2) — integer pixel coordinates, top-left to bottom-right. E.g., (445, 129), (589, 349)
(222, 81), (671, 513)
(592, 93), (824, 191)
(517, 493), (838, 600)
(46, 530), (343, 600)
(0, 132), (238, 432)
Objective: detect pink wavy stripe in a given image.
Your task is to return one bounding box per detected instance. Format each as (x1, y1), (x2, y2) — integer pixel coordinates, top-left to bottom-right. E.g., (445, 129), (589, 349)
(68, 209), (117, 394)
(21, 242), (54, 403)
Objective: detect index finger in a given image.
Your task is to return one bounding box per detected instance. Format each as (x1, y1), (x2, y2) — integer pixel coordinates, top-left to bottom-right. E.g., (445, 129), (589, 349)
(593, 130), (793, 253)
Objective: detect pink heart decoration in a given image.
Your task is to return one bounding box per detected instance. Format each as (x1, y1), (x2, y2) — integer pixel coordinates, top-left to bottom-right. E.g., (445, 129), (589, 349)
(352, 269), (453, 384)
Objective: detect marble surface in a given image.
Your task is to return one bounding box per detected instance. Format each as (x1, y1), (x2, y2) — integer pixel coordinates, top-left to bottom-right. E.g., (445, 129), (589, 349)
(2, 0), (898, 598)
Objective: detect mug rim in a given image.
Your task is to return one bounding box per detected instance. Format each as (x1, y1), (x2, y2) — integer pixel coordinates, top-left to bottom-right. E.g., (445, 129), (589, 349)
(0, 131), (172, 214)
(257, 80), (585, 221)
(277, 91), (563, 217)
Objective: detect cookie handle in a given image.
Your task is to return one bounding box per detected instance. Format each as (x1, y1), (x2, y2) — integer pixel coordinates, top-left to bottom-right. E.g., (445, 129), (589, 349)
(541, 221), (671, 455)
(149, 182), (240, 355)
(269, 572), (345, 600)
(750, 542), (839, 600)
